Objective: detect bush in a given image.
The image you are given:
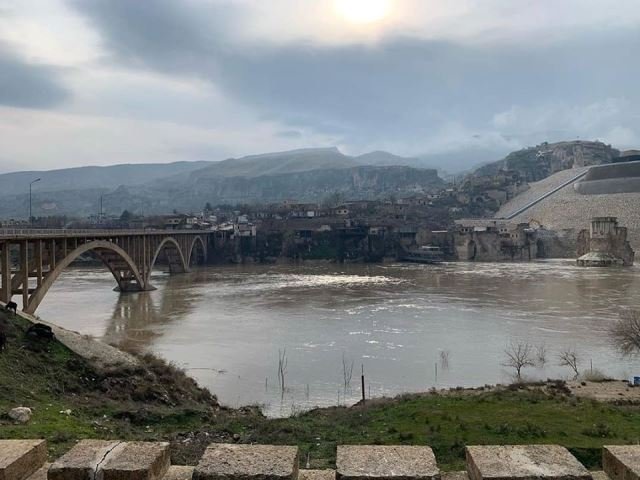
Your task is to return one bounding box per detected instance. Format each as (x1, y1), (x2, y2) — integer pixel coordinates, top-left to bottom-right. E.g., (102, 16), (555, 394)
(582, 422), (615, 438)
(581, 369), (613, 383)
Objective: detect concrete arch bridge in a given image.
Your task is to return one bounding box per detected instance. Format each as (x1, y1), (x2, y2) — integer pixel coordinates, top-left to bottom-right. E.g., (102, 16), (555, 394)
(0, 229), (209, 314)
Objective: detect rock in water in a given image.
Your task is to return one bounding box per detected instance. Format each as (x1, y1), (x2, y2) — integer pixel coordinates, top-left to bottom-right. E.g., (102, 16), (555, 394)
(8, 407), (32, 423)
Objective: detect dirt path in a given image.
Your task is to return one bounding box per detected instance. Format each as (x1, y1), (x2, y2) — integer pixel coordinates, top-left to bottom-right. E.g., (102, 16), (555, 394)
(568, 380), (640, 402)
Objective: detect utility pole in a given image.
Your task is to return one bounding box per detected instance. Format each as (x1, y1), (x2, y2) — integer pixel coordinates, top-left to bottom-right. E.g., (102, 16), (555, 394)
(29, 178), (41, 225)
(100, 195), (104, 224)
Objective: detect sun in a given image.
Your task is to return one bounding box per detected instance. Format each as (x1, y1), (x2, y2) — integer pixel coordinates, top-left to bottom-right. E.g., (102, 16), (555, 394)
(333, 0), (392, 25)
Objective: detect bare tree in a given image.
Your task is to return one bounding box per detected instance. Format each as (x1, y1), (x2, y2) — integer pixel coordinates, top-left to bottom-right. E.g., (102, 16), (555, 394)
(536, 344), (547, 368)
(610, 311), (640, 357)
(558, 348), (580, 379)
(502, 342), (535, 381)
(342, 352), (354, 391)
(277, 349), (288, 392)
(439, 350), (450, 370)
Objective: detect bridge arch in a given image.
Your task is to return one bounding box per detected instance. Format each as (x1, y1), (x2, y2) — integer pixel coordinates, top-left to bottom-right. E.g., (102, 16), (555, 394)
(24, 240), (145, 315)
(148, 237), (188, 279)
(187, 235), (207, 266)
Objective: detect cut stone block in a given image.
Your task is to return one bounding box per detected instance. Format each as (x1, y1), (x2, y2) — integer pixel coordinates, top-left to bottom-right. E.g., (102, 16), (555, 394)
(0, 439), (47, 480)
(193, 444), (298, 480)
(48, 440), (121, 480)
(100, 442), (170, 480)
(466, 445), (591, 480)
(299, 470), (336, 480)
(603, 446), (640, 480)
(441, 473), (469, 480)
(26, 464), (50, 480)
(591, 472), (612, 480)
(162, 466), (194, 480)
(336, 446), (439, 480)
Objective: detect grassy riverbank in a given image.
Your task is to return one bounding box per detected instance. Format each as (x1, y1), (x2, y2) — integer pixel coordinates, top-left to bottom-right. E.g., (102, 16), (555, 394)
(2, 311), (640, 471)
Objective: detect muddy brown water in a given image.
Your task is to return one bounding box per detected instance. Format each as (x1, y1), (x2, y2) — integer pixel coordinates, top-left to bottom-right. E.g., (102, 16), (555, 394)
(33, 260), (640, 417)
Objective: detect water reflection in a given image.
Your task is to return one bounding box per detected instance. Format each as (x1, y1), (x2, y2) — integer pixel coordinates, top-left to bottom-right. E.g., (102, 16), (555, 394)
(37, 260), (640, 417)
(103, 273), (202, 351)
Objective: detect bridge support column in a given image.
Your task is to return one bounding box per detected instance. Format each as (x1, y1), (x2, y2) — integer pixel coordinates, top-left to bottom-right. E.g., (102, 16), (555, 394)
(36, 240), (43, 288)
(20, 240), (28, 308)
(1, 242), (10, 304)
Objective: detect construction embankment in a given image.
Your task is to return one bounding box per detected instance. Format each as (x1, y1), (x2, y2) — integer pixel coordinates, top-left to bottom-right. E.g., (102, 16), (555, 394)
(497, 164), (640, 253)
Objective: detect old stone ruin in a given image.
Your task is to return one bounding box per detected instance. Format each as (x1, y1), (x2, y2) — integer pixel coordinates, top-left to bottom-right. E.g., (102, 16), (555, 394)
(577, 217), (635, 267)
(453, 220), (538, 262)
(4, 439), (640, 480)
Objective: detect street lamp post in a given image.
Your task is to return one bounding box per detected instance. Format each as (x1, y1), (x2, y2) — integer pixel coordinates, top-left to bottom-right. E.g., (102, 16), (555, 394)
(29, 178), (41, 226)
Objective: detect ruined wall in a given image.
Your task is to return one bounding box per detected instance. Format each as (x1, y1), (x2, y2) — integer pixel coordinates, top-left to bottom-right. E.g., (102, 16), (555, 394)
(578, 220), (635, 266)
(454, 231), (537, 262)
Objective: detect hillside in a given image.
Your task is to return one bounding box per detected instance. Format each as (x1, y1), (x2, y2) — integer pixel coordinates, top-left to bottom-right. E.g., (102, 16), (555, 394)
(153, 164), (443, 207)
(0, 161), (212, 196)
(475, 141), (619, 182)
(187, 147), (357, 179)
(0, 148), (442, 218)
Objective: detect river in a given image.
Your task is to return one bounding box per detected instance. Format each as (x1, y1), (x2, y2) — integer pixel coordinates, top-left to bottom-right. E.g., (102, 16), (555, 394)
(35, 260), (640, 417)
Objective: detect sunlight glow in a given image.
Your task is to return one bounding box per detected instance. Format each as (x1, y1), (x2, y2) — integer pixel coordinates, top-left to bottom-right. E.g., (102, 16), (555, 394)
(333, 0), (392, 25)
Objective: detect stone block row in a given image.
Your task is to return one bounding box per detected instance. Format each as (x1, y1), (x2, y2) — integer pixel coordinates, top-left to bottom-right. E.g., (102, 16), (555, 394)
(4, 439), (640, 480)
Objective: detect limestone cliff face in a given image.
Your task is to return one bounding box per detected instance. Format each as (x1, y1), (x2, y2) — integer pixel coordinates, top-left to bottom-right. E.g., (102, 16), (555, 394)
(476, 140), (619, 182)
(170, 165), (444, 207)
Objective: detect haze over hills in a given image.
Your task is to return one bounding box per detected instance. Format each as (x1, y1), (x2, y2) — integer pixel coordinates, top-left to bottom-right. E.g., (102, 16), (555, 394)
(0, 148), (442, 218)
(0, 161), (212, 196)
(1, 140), (634, 220)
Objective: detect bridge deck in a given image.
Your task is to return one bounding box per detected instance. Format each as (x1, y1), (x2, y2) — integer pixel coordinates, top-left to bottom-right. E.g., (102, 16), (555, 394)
(0, 229), (208, 240)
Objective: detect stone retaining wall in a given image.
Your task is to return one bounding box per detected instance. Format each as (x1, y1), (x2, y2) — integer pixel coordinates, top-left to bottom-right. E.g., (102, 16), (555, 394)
(3, 440), (640, 480)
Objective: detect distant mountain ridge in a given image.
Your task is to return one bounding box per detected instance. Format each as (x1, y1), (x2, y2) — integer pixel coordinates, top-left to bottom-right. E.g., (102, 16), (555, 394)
(0, 161), (212, 196)
(0, 148), (442, 217)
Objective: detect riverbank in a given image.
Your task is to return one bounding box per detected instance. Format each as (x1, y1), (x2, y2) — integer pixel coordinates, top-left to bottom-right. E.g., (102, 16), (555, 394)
(3, 310), (640, 471)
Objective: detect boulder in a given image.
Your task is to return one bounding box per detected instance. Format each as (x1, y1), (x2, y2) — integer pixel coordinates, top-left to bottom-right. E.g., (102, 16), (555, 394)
(8, 407), (32, 424)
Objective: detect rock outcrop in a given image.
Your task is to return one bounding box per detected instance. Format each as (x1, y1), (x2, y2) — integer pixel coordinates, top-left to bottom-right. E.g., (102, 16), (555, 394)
(476, 140), (619, 182)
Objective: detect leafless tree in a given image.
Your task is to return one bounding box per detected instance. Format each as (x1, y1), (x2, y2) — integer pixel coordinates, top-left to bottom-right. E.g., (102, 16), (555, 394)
(502, 341), (535, 381)
(277, 349), (288, 392)
(342, 352), (354, 391)
(558, 348), (580, 379)
(439, 350), (450, 370)
(536, 344), (547, 368)
(610, 310), (640, 357)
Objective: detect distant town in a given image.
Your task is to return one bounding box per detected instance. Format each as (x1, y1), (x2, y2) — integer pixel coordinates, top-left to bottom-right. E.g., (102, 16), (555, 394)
(2, 140), (637, 267)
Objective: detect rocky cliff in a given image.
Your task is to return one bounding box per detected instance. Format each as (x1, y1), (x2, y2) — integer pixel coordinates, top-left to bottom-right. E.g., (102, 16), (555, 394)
(150, 165), (443, 208)
(475, 140), (619, 182)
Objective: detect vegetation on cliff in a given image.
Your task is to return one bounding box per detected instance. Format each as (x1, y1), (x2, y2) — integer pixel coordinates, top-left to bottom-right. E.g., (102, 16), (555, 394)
(2, 311), (640, 471)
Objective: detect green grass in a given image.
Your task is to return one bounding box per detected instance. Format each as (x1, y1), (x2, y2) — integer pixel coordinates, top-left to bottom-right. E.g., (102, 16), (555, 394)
(0, 312), (220, 459)
(226, 389), (640, 470)
(2, 311), (640, 470)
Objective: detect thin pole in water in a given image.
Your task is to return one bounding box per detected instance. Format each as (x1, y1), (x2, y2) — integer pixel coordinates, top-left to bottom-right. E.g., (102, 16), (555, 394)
(361, 364), (365, 404)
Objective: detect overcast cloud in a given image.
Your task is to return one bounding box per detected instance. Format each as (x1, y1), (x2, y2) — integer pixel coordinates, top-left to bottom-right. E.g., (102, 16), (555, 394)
(1, 0), (639, 172)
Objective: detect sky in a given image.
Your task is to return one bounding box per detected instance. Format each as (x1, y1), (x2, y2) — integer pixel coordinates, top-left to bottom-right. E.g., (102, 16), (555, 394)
(1, 0), (640, 173)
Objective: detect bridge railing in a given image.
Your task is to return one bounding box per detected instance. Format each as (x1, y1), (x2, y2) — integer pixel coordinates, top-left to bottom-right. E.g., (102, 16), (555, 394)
(0, 228), (211, 239)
